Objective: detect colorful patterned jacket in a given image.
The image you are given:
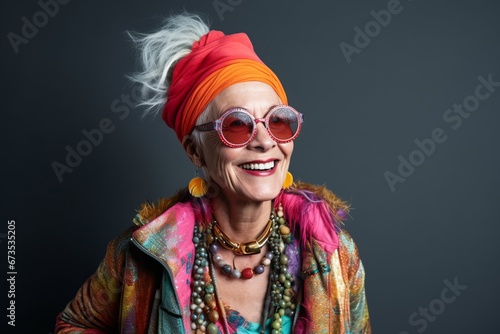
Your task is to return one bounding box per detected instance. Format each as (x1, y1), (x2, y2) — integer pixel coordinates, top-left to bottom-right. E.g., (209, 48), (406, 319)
(55, 184), (372, 333)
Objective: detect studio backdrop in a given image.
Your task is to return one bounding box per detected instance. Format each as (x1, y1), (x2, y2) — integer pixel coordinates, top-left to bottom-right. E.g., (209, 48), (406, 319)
(3, 0), (500, 333)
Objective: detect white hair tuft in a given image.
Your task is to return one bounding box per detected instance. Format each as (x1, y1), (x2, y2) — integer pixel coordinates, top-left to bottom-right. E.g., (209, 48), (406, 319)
(128, 13), (210, 117)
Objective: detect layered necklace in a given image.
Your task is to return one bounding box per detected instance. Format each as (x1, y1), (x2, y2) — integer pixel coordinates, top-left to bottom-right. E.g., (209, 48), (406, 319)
(190, 204), (296, 334)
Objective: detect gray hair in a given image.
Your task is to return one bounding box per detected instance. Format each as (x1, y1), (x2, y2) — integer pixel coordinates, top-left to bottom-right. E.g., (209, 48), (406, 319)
(128, 13), (210, 117)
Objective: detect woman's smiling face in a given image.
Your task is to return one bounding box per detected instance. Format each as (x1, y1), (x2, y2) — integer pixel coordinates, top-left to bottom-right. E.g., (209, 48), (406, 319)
(196, 81), (294, 203)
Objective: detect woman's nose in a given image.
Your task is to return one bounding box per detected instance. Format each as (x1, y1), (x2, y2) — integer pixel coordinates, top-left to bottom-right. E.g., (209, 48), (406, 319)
(247, 122), (275, 151)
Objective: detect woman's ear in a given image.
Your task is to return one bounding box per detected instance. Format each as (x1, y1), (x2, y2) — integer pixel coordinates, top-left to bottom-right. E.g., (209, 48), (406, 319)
(182, 135), (205, 167)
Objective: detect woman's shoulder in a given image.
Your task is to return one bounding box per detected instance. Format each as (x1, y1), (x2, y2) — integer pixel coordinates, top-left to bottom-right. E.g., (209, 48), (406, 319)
(277, 181), (352, 254)
(337, 229), (360, 255)
(104, 188), (193, 261)
(280, 181), (350, 231)
(132, 188), (190, 227)
(291, 181), (350, 218)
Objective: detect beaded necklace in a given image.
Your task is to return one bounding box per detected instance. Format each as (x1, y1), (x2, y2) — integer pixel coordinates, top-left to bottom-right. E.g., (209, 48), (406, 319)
(190, 204), (296, 334)
(210, 242), (273, 280)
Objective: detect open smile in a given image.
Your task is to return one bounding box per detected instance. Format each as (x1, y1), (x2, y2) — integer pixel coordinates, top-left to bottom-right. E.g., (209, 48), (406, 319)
(239, 160), (276, 171)
(238, 160), (278, 175)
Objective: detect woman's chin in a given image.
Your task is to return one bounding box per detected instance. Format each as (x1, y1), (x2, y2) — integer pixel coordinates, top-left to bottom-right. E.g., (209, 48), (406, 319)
(238, 184), (282, 203)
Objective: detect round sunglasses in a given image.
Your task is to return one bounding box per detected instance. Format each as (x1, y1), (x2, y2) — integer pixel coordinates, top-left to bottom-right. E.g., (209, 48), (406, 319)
(194, 105), (304, 148)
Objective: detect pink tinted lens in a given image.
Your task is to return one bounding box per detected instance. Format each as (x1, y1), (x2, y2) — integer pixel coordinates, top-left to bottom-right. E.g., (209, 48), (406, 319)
(268, 107), (299, 140)
(221, 111), (254, 144)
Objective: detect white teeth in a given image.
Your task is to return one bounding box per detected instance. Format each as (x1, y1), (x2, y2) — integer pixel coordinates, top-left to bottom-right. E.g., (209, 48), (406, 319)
(241, 161), (275, 170)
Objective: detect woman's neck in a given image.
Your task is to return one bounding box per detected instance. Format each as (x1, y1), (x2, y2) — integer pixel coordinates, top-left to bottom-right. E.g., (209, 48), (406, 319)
(211, 195), (273, 243)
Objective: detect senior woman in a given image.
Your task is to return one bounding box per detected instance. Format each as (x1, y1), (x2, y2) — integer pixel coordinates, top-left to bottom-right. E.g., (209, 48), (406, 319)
(55, 13), (371, 334)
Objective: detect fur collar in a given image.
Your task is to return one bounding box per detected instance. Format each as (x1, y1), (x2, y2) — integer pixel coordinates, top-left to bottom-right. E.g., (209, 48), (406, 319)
(133, 181), (350, 227)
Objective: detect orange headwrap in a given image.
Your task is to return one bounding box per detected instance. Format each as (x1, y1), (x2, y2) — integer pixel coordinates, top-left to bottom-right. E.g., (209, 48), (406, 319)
(162, 30), (287, 141)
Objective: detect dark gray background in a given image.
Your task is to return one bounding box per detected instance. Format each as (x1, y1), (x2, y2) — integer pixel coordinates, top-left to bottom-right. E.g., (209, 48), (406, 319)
(2, 0), (499, 333)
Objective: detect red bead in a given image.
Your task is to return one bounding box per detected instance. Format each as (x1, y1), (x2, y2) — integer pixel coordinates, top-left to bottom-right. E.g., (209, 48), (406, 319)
(241, 268), (254, 279)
